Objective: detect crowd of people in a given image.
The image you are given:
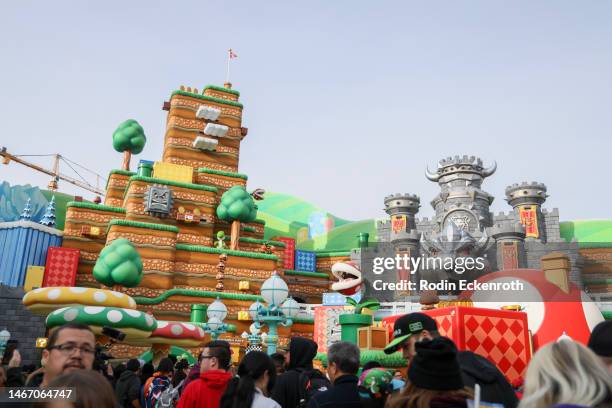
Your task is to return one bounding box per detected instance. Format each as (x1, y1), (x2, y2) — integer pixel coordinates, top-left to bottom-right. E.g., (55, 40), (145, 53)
(0, 316), (611, 408)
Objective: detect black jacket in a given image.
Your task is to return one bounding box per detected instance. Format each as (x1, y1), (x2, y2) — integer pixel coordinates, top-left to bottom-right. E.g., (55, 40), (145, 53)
(307, 375), (361, 408)
(271, 337), (319, 408)
(457, 351), (519, 408)
(114, 369), (141, 408)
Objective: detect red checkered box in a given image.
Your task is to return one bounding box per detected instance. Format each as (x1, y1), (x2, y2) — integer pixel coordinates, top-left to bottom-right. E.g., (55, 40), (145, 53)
(272, 236), (295, 270)
(383, 306), (531, 383)
(43, 247), (80, 287)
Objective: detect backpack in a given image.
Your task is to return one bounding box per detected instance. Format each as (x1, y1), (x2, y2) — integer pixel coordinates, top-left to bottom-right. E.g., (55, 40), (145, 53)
(155, 379), (184, 408)
(296, 369), (331, 408)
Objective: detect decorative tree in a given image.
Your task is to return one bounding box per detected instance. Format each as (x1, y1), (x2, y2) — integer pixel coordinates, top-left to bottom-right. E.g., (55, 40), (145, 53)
(112, 119), (146, 171)
(39, 196), (56, 228)
(93, 238), (143, 287)
(216, 186), (257, 250)
(19, 198), (32, 220)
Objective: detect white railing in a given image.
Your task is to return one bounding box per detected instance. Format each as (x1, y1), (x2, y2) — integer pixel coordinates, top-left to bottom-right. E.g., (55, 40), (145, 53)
(298, 299), (612, 318)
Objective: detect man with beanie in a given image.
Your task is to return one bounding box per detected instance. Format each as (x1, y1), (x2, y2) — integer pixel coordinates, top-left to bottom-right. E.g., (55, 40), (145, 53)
(384, 312), (518, 408)
(271, 336), (331, 408)
(588, 320), (612, 373)
(408, 337), (464, 391)
(116, 358), (142, 408)
(307, 341), (361, 408)
(177, 340), (232, 408)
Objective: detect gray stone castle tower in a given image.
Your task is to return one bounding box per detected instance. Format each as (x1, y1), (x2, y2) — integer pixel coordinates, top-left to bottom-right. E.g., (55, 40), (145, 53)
(375, 155), (581, 291)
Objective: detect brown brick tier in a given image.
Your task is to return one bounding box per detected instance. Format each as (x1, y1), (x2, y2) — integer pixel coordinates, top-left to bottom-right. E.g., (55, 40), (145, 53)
(104, 172), (133, 206)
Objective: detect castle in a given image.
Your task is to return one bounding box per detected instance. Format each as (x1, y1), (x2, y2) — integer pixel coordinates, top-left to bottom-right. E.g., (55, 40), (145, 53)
(376, 155), (583, 293)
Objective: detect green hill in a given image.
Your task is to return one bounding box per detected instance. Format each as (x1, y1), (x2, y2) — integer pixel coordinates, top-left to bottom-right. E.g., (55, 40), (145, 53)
(560, 220), (612, 247)
(297, 219), (378, 251)
(256, 192), (351, 239)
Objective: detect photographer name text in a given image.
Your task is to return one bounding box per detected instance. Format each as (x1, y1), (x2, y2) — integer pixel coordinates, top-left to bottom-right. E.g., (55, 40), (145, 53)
(372, 279), (525, 292)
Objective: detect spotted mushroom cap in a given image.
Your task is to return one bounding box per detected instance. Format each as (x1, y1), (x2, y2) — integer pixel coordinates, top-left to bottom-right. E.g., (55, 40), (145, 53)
(23, 287), (137, 315)
(46, 305), (157, 340)
(128, 320), (207, 347)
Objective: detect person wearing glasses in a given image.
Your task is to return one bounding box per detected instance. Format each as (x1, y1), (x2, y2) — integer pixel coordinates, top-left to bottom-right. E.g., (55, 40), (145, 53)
(177, 340), (232, 408)
(41, 323), (96, 387)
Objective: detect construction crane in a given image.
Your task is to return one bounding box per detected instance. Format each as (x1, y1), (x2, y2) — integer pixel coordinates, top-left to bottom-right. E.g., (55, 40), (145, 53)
(0, 146), (105, 196)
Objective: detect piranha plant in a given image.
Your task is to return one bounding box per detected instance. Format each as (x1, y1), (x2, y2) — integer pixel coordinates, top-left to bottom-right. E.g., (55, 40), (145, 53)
(93, 238), (143, 288)
(339, 297), (381, 344)
(346, 297), (381, 315)
(112, 119), (147, 171)
(216, 186), (258, 250)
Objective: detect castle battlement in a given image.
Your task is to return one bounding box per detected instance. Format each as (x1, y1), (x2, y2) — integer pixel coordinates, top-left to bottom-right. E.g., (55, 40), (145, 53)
(505, 181), (547, 195)
(426, 155), (497, 182)
(505, 181), (548, 206)
(438, 155), (483, 168)
(384, 193), (420, 202)
(384, 193), (420, 216)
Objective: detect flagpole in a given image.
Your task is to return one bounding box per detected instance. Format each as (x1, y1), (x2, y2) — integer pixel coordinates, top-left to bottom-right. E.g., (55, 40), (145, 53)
(225, 49), (231, 84)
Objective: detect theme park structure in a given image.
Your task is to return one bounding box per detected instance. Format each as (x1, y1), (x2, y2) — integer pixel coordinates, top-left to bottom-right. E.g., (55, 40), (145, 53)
(18, 83), (328, 360)
(3, 82), (610, 378)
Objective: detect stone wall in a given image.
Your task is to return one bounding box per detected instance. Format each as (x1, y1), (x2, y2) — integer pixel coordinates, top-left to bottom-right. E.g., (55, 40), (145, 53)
(0, 285), (46, 366)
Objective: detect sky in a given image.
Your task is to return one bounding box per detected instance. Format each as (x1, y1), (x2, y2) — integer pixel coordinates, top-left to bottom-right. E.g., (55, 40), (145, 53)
(1, 1), (611, 222)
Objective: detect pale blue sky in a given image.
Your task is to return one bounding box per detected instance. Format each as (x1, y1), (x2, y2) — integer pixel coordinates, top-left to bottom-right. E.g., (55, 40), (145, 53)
(1, 1), (610, 221)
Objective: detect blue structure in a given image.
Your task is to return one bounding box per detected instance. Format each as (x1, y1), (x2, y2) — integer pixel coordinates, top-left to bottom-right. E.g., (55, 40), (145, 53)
(295, 250), (317, 272)
(0, 214), (63, 287)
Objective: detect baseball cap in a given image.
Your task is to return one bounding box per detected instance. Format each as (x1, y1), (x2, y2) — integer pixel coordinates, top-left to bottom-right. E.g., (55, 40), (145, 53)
(384, 313), (438, 354)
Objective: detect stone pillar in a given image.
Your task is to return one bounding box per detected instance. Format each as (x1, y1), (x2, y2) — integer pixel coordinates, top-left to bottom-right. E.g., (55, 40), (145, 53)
(491, 223), (527, 270)
(540, 252), (571, 293)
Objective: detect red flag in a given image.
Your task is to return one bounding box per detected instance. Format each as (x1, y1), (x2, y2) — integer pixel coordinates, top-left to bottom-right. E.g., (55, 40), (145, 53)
(229, 49), (238, 59)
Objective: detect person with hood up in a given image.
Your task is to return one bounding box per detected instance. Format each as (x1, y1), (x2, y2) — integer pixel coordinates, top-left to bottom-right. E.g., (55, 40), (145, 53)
(177, 340), (233, 408)
(115, 358), (142, 408)
(384, 313), (518, 408)
(271, 337), (330, 408)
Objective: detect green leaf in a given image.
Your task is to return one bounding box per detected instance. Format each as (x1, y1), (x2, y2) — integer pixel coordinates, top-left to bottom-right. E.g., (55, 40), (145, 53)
(93, 239), (143, 288)
(358, 298), (381, 311)
(216, 186), (257, 222)
(346, 298), (357, 306)
(112, 119), (147, 154)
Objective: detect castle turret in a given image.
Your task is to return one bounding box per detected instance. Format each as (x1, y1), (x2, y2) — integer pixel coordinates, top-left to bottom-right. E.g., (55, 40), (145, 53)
(425, 155), (496, 234)
(505, 182), (548, 240)
(382, 193), (421, 299)
(490, 222), (526, 270)
(384, 193), (420, 232)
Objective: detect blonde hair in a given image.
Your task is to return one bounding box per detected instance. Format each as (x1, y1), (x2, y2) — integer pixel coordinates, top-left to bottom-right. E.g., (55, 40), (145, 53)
(519, 340), (612, 408)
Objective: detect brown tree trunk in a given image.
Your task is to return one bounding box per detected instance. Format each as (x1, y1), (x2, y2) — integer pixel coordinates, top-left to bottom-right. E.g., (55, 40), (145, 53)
(122, 151), (131, 171)
(230, 220), (240, 250)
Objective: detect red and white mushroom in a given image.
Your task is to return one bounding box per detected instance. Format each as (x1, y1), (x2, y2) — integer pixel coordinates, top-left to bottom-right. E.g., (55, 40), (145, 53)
(464, 269), (604, 349)
(129, 320), (207, 348)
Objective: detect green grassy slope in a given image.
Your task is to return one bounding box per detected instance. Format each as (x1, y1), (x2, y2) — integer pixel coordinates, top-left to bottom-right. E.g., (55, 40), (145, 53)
(560, 220), (612, 247)
(297, 219), (378, 251)
(256, 192), (351, 239)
